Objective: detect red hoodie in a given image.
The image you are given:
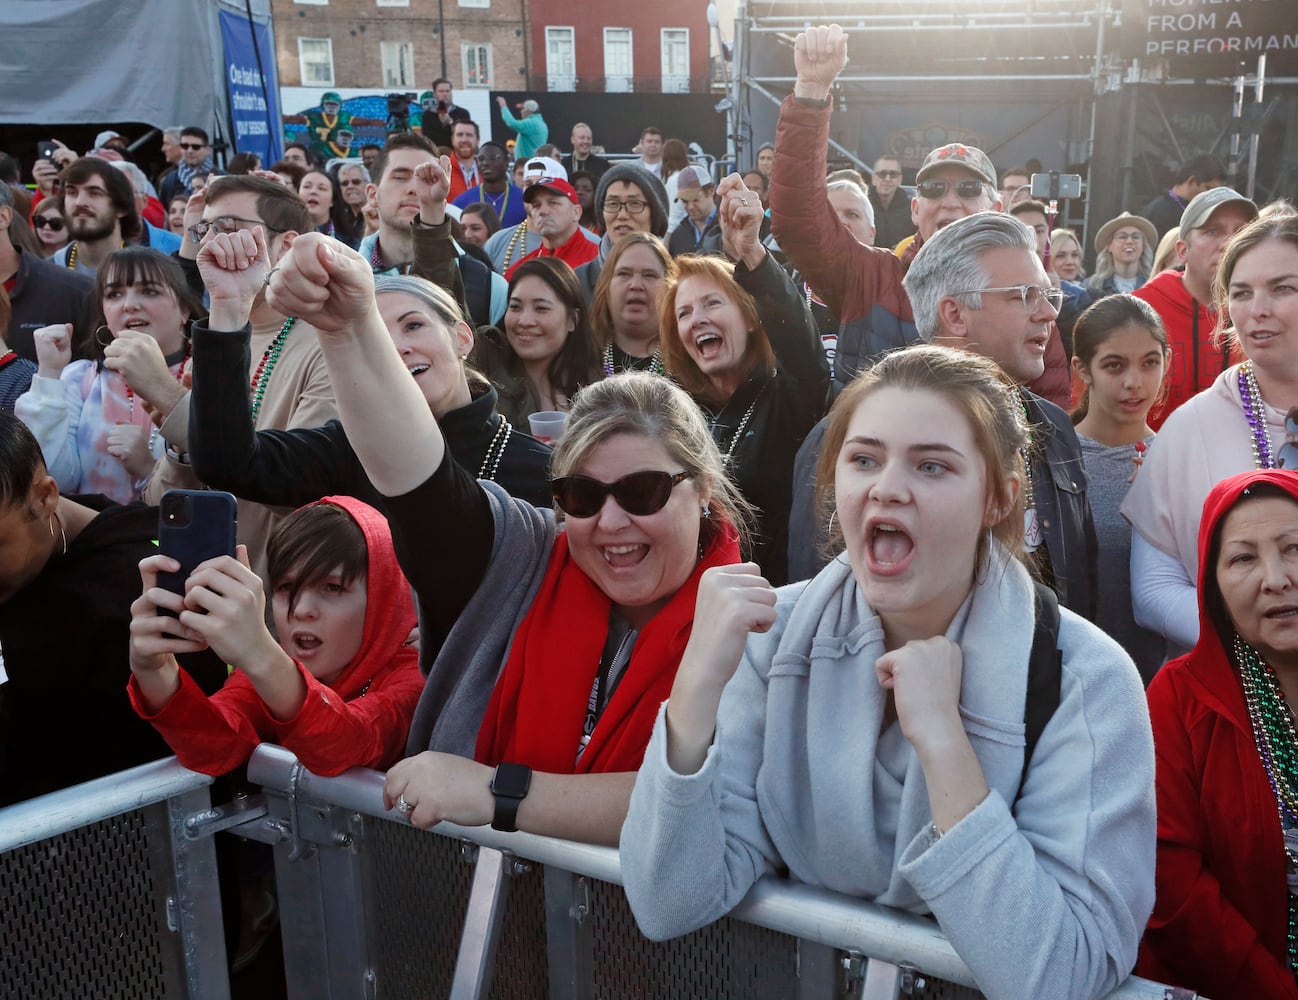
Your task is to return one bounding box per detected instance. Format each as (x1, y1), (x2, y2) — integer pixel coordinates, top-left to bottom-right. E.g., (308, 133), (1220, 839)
(129, 495), (422, 776)
(1134, 268), (1234, 429)
(1138, 469), (1298, 999)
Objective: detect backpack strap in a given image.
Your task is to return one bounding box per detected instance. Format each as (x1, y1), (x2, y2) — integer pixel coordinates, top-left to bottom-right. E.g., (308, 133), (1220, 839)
(1021, 581), (1063, 794)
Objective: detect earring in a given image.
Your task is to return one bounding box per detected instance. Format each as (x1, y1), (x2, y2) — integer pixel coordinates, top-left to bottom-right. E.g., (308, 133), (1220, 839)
(94, 325), (113, 349)
(700, 503), (711, 518)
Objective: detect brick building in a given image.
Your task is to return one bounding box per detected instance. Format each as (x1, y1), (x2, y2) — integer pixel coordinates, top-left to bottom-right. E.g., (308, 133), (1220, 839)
(272, 0), (528, 93)
(525, 0), (711, 94)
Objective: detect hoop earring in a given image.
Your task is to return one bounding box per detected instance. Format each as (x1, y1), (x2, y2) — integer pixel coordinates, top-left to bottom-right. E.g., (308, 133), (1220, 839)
(95, 325), (113, 349)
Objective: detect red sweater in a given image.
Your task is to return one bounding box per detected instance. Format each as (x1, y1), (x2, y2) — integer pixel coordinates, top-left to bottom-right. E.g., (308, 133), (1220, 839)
(1137, 469), (1298, 999)
(504, 227), (599, 280)
(129, 496), (422, 776)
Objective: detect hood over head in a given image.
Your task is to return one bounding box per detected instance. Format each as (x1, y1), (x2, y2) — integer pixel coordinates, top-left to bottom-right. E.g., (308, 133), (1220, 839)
(1193, 469), (1298, 663)
(293, 495), (418, 698)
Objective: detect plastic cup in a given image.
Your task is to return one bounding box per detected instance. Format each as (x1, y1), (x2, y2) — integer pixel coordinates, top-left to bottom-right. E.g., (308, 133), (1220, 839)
(528, 410), (568, 445)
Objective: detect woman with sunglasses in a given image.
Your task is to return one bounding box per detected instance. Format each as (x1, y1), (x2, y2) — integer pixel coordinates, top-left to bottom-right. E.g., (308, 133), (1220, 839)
(261, 230), (746, 845)
(620, 344), (1156, 1000)
(16, 247), (199, 503)
(181, 224), (552, 524)
(660, 174), (829, 586)
(30, 201), (70, 259)
(1124, 211), (1298, 654)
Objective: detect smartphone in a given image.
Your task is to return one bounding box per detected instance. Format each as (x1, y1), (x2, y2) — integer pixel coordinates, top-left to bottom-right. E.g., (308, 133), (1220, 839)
(156, 490), (238, 601)
(37, 141), (57, 162)
(1030, 171), (1082, 201)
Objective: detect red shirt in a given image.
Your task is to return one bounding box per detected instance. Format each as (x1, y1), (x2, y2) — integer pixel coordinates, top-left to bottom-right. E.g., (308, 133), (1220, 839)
(504, 228), (598, 281)
(447, 160), (479, 203)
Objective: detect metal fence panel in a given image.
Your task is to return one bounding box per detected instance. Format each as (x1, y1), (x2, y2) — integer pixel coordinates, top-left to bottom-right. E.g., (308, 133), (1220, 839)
(367, 818), (475, 997)
(585, 876), (801, 999)
(0, 803), (185, 999)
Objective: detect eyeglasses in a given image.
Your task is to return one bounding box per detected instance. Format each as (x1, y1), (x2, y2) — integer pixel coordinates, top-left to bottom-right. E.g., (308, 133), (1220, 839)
(1111, 231), (1145, 244)
(917, 178), (987, 200)
(603, 198), (648, 217)
(550, 470), (691, 518)
(32, 216), (65, 231)
(187, 215), (288, 242)
(179, 142), (207, 151)
(955, 284), (1064, 313)
(476, 153), (506, 163)
(1280, 409), (1298, 470)
(339, 178), (366, 187)
(874, 170), (901, 179)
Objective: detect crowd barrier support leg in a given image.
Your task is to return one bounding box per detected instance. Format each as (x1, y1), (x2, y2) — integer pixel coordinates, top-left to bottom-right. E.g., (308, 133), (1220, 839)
(797, 941), (848, 999)
(262, 788), (377, 1000)
(168, 787), (235, 1000)
(449, 845), (513, 999)
(543, 867), (594, 1000)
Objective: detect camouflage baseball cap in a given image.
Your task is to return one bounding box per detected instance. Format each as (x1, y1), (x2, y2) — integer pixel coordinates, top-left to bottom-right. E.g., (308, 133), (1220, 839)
(915, 143), (996, 187)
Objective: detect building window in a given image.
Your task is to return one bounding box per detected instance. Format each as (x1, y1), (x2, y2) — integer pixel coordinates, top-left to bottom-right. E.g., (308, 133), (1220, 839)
(604, 27), (633, 93)
(661, 28), (689, 93)
(462, 43), (493, 87)
(294, 0), (327, 5)
(458, 0), (489, 7)
(376, 0), (409, 6)
(298, 37), (335, 87)
(381, 41), (415, 88)
(546, 27), (576, 92)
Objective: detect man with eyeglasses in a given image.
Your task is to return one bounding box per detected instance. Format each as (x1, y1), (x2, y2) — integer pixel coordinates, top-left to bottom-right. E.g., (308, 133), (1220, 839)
(158, 127), (213, 208)
(770, 24), (1070, 409)
(574, 162), (670, 301)
(867, 156), (915, 250)
(0, 181), (95, 363)
(337, 161), (371, 240)
(154, 174), (338, 580)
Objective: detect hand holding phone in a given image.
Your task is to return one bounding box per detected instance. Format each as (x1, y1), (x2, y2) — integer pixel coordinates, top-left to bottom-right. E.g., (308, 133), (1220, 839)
(157, 490), (238, 601)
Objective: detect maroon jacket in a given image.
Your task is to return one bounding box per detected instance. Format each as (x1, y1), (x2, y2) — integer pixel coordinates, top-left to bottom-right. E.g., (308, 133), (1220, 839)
(768, 94), (1070, 408)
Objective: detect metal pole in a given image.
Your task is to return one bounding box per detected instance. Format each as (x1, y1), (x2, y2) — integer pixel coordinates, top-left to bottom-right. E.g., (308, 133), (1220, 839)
(1228, 73), (1246, 189)
(1247, 54), (1267, 200)
(438, 0), (448, 80)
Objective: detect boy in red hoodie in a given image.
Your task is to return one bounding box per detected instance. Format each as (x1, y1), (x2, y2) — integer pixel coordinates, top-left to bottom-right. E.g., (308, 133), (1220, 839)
(128, 495), (421, 776)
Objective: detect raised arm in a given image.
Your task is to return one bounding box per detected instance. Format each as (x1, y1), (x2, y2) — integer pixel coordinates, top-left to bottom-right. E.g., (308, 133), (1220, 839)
(719, 175), (829, 396)
(265, 233), (444, 496)
(769, 26), (905, 327)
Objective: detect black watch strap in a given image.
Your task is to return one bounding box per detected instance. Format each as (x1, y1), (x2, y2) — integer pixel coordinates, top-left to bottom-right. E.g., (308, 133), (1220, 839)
(490, 762), (532, 833)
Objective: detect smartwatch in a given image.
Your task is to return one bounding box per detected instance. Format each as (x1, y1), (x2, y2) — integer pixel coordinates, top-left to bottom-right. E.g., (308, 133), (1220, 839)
(490, 762), (532, 833)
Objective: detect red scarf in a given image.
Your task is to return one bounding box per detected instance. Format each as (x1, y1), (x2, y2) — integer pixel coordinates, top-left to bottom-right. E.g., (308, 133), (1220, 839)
(474, 524), (740, 774)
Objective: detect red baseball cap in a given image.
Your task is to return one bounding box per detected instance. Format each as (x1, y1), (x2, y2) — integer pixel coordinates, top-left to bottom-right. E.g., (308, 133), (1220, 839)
(523, 176), (579, 205)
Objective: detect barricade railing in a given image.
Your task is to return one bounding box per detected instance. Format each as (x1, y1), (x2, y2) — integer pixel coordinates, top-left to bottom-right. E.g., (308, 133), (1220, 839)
(0, 748), (1196, 1000)
(243, 744), (1195, 1000)
(0, 759), (229, 1000)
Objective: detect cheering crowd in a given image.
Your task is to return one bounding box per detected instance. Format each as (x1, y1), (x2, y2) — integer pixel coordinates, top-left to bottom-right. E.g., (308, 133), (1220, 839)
(4, 23), (1298, 1000)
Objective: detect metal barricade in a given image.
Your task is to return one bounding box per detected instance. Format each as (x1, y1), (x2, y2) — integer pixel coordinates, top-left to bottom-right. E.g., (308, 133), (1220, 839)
(0, 758), (230, 1000)
(245, 745), (1192, 1000)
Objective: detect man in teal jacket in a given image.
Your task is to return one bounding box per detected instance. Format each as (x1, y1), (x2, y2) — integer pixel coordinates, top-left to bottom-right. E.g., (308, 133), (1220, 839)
(496, 97), (548, 160)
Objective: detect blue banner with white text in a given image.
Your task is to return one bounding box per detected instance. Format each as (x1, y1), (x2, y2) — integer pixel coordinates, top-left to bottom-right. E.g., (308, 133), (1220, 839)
(220, 8), (282, 165)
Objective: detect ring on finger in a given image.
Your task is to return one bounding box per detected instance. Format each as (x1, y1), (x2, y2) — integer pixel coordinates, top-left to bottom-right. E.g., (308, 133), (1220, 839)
(397, 793), (413, 814)
(262, 267), (277, 287)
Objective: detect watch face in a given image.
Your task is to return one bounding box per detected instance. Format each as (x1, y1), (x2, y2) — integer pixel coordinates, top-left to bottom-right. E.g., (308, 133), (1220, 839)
(491, 762), (532, 798)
